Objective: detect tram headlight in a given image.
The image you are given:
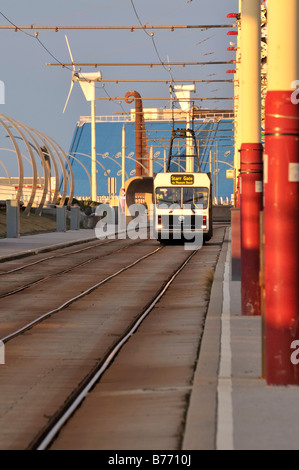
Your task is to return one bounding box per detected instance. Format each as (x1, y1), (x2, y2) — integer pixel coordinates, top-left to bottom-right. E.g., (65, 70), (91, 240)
(157, 215), (163, 230)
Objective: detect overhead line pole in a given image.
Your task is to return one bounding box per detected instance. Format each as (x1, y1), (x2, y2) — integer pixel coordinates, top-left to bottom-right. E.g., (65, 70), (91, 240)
(92, 79), (233, 84)
(0, 24), (236, 31)
(95, 97), (233, 101)
(234, 1), (242, 207)
(46, 61), (234, 67)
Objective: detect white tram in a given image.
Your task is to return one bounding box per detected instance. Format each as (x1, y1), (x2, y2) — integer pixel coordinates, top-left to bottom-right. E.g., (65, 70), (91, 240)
(153, 171), (213, 244)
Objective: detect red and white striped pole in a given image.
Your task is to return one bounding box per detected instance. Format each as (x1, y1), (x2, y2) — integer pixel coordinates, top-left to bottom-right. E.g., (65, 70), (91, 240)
(264, 0), (299, 385)
(239, 0), (263, 316)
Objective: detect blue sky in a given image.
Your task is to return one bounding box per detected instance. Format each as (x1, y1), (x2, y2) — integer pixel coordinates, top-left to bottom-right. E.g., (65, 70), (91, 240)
(0, 0), (238, 175)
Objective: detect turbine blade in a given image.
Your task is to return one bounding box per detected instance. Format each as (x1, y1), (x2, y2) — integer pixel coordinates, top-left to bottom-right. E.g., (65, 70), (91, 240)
(63, 80), (74, 114)
(65, 35), (75, 71)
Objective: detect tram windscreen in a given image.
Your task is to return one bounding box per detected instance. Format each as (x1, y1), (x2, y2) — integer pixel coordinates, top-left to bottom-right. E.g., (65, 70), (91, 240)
(156, 187), (209, 209)
(155, 187), (181, 207)
(183, 187), (209, 209)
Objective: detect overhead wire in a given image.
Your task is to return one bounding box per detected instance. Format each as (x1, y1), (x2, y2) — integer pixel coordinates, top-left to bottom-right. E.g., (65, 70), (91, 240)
(0, 10), (126, 112)
(1, 7), (235, 188)
(130, 2), (233, 111)
(129, 0), (175, 84)
(127, 1), (233, 111)
(0, 7), (233, 123)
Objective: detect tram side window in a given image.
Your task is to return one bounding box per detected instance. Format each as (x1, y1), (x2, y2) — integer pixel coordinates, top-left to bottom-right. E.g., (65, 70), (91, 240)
(155, 188), (181, 207)
(183, 187), (209, 209)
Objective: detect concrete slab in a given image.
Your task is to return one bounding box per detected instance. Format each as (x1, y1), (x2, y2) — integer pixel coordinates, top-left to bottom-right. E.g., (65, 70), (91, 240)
(0, 230), (96, 262)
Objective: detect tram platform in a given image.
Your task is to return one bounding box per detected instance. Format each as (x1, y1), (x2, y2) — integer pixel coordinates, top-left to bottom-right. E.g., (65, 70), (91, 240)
(0, 227), (298, 450)
(183, 228), (299, 451)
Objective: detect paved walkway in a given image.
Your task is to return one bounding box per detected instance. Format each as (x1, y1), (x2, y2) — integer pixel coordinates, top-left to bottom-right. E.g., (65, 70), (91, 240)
(0, 230), (97, 262)
(1, 227), (299, 450)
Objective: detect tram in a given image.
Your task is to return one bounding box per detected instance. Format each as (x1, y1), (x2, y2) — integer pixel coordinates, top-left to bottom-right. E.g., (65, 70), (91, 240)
(153, 127), (213, 244)
(153, 171), (213, 243)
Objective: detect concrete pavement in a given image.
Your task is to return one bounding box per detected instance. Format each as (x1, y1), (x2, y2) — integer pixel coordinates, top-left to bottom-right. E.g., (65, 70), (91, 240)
(0, 230), (97, 262)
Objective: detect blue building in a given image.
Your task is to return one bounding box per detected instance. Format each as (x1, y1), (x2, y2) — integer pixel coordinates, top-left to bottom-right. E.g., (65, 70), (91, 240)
(66, 108), (234, 201)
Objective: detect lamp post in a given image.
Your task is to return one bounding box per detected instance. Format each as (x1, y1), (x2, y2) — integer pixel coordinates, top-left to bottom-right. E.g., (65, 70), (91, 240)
(122, 124), (126, 193)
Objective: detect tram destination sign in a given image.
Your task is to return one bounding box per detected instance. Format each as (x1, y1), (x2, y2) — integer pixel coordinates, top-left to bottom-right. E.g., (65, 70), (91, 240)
(171, 174), (194, 185)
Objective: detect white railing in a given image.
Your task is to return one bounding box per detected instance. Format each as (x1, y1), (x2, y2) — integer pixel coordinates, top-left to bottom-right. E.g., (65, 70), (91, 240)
(79, 115), (132, 125)
(78, 111), (234, 125)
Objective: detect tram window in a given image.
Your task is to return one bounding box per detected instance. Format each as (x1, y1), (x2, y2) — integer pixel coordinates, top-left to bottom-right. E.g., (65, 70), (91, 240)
(183, 187), (209, 209)
(155, 188), (181, 207)
(156, 187), (209, 209)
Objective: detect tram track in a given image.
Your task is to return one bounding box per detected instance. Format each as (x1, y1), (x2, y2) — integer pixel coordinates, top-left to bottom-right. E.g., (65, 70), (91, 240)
(1, 244), (163, 343)
(0, 235), (155, 343)
(0, 237), (111, 274)
(0, 236), (150, 300)
(31, 247), (200, 450)
(0, 226), (226, 450)
(0, 222), (150, 276)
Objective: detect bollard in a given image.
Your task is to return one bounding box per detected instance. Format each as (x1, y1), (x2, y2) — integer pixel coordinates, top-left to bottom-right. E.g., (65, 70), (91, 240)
(240, 143), (263, 316)
(70, 206), (80, 231)
(6, 200), (20, 238)
(0, 340), (4, 365)
(231, 208), (241, 281)
(56, 206), (67, 232)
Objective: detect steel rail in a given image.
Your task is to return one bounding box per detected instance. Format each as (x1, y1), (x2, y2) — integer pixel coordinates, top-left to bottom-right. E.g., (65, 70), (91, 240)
(0, 235), (150, 297)
(1, 244), (162, 344)
(31, 245), (200, 450)
(0, 257), (97, 299)
(0, 238), (115, 275)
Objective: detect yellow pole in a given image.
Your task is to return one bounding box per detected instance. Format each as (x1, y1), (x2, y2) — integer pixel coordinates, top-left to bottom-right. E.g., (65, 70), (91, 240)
(267, 0), (299, 91)
(239, 0), (261, 145)
(234, 0), (242, 195)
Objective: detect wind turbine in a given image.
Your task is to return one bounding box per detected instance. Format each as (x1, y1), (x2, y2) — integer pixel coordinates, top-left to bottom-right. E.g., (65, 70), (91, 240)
(173, 84), (196, 173)
(63, 35), (102, 202)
